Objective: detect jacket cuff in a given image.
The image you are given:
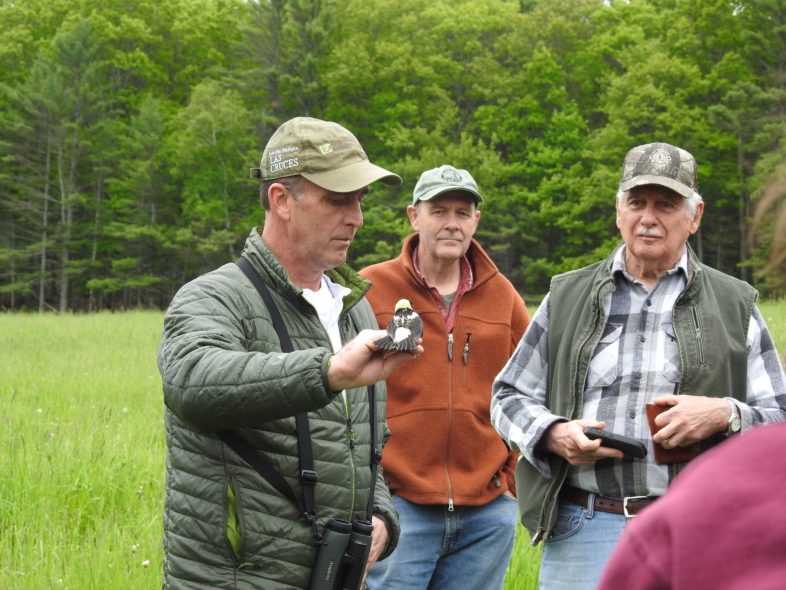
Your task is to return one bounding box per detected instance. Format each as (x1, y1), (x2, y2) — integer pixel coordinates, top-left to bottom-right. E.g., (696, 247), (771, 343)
(320, 350), (342, 397)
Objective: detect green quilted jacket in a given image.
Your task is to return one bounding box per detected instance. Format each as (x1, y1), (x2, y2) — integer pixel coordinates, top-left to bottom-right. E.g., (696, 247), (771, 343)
(158, 229), (399, 589)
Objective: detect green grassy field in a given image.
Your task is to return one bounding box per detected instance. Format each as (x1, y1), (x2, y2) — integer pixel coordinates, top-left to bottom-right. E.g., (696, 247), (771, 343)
(1, 301), (784, 589)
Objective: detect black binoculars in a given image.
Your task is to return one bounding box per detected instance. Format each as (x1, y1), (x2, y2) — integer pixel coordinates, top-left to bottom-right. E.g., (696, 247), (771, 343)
(309, 518), (374, 590)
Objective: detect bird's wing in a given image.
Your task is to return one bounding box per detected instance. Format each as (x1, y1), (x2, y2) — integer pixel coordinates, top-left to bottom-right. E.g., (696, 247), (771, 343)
(409, 315), (424, 339)
(374, 335), (397, 350)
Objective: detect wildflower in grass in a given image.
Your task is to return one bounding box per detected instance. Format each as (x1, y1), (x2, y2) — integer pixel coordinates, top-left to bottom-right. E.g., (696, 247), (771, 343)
(142, 559), (150, 568)
(131, 544), (138, 553)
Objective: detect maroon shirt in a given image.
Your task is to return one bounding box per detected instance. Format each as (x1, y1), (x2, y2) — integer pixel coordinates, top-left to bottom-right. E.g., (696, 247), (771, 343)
(598, 423), (786, 590)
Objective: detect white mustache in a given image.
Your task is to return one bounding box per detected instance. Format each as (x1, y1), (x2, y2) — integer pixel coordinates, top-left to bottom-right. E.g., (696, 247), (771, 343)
(636, 227), (663, 238)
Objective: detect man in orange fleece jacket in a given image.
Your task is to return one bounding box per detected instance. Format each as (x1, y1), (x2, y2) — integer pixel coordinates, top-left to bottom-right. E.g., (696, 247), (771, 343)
(361, 165), (529, 590)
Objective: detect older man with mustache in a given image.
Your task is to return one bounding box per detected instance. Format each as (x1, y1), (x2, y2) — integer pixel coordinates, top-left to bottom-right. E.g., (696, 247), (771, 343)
(490, 142), (786, 590)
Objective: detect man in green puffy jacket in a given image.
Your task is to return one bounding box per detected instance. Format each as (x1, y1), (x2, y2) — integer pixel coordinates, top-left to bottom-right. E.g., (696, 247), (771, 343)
(158, 117), (422, 589)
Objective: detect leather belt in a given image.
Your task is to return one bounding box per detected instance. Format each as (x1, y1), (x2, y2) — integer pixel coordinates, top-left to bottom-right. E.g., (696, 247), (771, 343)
(560, 486), (658, 518)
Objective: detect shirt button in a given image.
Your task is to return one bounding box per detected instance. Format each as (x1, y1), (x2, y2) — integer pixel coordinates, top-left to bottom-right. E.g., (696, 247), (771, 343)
(634, 372), (642, 380)
(629, 411), (636, 419)
(639, 336), (646, 343)
(646, 299), (652, 306)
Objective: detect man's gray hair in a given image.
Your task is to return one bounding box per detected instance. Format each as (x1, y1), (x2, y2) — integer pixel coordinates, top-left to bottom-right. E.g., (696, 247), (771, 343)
(616, 188), (703, 218)
(260, 175), (305, 210)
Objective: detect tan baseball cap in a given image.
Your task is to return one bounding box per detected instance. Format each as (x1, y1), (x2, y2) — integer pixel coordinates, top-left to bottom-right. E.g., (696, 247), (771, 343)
(250, 117), (401, 192)
(619, 142), (698, 198)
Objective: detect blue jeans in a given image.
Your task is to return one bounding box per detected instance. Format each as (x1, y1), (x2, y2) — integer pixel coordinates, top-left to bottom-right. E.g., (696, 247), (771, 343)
(367, 494), (518, 590)
(538, 498), (628, 590)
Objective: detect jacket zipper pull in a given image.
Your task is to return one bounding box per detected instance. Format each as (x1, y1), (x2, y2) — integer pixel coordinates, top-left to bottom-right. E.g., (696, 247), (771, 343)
(448, 498), (454, 512)
(690, 305), (705, 364)
(462, 333), (470, 365)
(447, 332), (454, 362)
(531, 527), (544, 545)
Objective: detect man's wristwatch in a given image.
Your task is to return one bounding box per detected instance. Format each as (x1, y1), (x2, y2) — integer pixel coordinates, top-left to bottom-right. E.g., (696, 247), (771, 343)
(726, 399), (741, 434)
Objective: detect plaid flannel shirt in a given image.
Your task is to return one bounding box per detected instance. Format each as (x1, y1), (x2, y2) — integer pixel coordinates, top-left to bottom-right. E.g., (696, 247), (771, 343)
(492, 246), (786, 497)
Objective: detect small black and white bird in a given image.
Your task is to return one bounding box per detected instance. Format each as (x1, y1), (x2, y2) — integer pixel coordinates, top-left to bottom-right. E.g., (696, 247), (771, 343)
(374, 299), (423, 352)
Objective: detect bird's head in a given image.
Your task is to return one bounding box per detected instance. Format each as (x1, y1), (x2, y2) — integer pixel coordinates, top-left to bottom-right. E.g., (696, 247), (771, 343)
(394, 299), (413, 311)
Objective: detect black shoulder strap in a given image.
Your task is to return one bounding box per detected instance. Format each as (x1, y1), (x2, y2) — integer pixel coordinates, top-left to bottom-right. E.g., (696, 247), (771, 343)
(219, 429), (304, 509)
(236, 256), (293, 350)
(366, 383), (379, 521)
(219, 257), (318, 533)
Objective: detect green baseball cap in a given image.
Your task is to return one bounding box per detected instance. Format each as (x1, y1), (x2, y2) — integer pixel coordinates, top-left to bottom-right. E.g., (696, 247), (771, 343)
(250, 117), (401, 192)
(619, 142), (698, 198)
(412, 165), (483, 205)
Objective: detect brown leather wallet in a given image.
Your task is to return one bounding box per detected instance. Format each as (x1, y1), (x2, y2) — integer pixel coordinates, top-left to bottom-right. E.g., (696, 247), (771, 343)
(645, 403), (700, 464)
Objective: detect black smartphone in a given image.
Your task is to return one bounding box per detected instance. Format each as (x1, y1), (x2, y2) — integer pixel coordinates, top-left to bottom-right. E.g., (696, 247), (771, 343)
(584, 427), (647, 459)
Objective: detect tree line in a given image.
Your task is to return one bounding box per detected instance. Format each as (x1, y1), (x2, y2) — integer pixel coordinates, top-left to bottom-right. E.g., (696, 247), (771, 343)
(1, 0), (785, 312)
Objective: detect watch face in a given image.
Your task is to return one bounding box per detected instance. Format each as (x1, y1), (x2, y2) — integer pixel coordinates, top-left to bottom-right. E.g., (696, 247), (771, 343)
(727, 401), (741, 433)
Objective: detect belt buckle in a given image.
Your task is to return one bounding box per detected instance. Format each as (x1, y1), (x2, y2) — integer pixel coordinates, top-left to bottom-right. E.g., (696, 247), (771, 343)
(623, 495), (649, 518)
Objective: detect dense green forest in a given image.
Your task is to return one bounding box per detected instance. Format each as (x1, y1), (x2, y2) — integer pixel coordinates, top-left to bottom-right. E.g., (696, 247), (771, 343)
(1, 0), (785, 311)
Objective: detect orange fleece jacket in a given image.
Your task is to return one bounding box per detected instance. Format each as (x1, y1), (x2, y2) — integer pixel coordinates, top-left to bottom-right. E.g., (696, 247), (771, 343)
(360, 235), (529, 506)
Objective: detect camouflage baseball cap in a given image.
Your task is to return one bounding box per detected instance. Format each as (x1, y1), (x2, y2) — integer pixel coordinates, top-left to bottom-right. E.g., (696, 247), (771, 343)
(619, 142), (698, 198)
(412, 165), (483, 206)
(250, 117), (401, 192)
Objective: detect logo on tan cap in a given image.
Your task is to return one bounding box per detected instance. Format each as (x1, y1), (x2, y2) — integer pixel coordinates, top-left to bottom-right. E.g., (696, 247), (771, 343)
(249, 117), (401, 193)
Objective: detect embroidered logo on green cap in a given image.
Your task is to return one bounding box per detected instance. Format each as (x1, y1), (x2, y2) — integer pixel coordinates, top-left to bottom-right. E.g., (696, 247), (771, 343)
(440, 167), (462, 183)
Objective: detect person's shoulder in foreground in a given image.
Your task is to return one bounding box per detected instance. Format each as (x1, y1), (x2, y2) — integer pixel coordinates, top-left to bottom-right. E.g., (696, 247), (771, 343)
(598, 422), (786, 590)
